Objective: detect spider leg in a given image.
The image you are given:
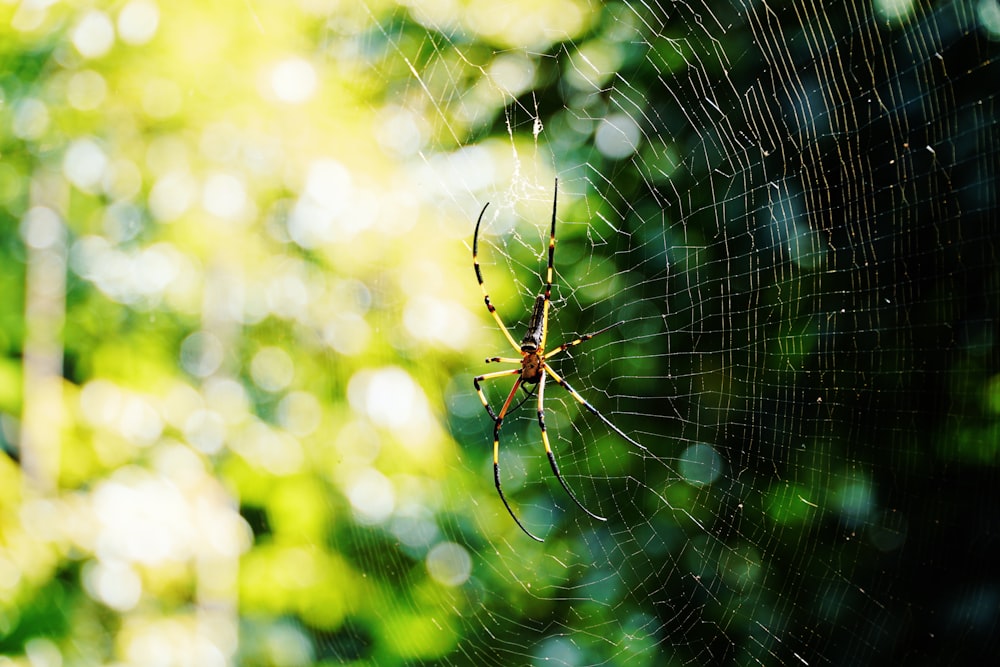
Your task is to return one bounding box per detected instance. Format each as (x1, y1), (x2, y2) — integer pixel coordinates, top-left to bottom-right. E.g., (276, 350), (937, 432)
(544, 320), (625, 361)
(485, 356), (522, 364)
(537, 371), (607, 522)
(508, 382), (538, 415)
(474, 203), (522, 354)
(543, 363), (651, 454)
(539, 178), (558, 351)
(473, 368), (520, 421)
(491, 377), (544, 542)
(476, 373), (537, 417)
(473, 369), (544, 541)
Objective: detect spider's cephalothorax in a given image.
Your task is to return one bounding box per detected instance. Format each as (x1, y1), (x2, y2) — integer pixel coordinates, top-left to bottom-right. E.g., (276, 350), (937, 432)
(472, 178), (643, 542)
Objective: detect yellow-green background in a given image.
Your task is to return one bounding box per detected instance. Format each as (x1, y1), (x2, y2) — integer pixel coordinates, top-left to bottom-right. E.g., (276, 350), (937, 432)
(2, 1), (999, 665)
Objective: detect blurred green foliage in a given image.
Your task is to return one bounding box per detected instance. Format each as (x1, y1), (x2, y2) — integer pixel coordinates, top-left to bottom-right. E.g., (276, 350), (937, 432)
(1, 0), (999, 666)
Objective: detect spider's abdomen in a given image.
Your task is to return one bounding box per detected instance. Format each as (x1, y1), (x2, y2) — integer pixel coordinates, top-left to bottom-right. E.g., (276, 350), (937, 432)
(519, 295), (546, 353)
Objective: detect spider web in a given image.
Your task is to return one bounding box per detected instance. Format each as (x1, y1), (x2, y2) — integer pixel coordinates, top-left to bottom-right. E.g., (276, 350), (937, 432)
(1, 0), (996, 664)
(360, 1), (998, 664)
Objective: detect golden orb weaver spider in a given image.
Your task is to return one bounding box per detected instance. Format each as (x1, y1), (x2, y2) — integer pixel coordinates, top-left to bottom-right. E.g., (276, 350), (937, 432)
(472, 178), (645, 541)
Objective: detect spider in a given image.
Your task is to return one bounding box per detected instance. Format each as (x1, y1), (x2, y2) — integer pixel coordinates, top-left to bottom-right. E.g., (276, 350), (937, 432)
(472, 178), (644, 541)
